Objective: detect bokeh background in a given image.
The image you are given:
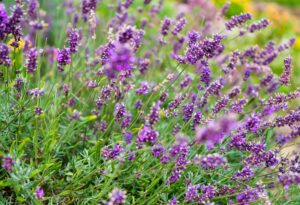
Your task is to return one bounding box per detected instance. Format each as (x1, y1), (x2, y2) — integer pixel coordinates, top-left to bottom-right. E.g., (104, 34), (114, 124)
(5, 0), (299, 86)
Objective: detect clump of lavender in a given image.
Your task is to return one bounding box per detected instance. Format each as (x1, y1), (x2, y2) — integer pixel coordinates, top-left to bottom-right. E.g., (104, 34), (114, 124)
(1, 0), (300, 204)
(5, 5), (23, 40)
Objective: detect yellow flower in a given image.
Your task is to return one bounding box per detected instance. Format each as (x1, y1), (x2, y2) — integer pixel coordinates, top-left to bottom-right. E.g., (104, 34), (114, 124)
(231, 0), (250, 4)
(160, 110), (165, 118)
(243, 2), (256, 15)
(294, 36), (300, 50)
(8, 38), (25, 51)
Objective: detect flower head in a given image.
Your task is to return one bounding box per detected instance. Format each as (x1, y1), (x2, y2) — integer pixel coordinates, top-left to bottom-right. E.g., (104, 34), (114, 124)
(107, 188), (126, 205)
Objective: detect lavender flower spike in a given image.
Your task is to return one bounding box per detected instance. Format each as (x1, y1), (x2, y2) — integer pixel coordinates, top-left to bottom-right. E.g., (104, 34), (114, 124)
(279, 57), (292, 85)
(225, 13), (252, 30)
(161, 17), (171, 36)
(26, 48), (38, 73)
(247, 19), (269, 33)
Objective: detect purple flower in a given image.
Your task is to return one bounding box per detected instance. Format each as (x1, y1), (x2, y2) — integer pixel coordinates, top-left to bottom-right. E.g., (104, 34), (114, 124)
(149, 101), (160, 126)
(63, 84), (69, 95)
(28, 0), (39, 20)
(86, 80), (97, 88)
(144, 0), (152, 5)
(0, 43), (11, 66)
(138, 58), (150, 74)
(225, 13), (252, 30)
(187, 31), (199, 47)
(99, 120), (107, 132)
(201, 184), (216, 199)
(203, 78), (224, 99)
(195, 154), (226, 169)
(172, 18), (186, 36)
(172, 124), (181, 135)
(5, 6), (23, 40)
(105, 43), (135, 79)
(137, 126), (158, 144)
(57, 48), (71, 71)
(168, 95), (182, 110)
(279, 57), (292, 85)
(117, 26), (144, 51)
(278, 38), (295, 52)
(127, 150), (136, 161)
(161, 17), (171, 36)
(228, 87), (240, 99)
(68, 97), (76, 107)
(1, 156), (15, 172)
(230, 98), (247, 113)
(124, 131), (132, 144)
(276, 134), (293, 146)
(102, 144), (124, 160)
(212, 97), (229, 113)
(107, 188), (126, 205)
(195, 122), (224, 149)
(123, 0), (134, 9)
(114, 103), (126, 121)
(35, 107), (43, 116)
(220, 2), (230, 17)
(185, 184), (200, 202)
(160, 154), (170, 164)
(151, 144), (165, 157)
(260, 74), (274, 87)
(14, 77), (23, 91)
(180, 75), (192, 88)
(278, 154), (300, 190)
(168, 168), (182, 184)
(120, 113), (131, 128)
(27, 88), (45, 99)
(135, 100), (143, 109)
(245, 114), (262, 132)
(26, 48), (38, 73)
(182, 103), (194, 123)
(168, 196), (178, 205)
(0, 4), (8, 40)
(247, 19), (269, 33)
(135, 81), (150, 95)
(192, 111), (202, 129)
(35, 186), (44, 200)
(236, 187), (259, 205)
(232, 167), (255, 181)
(81, 0), (98, 21)
(69, 28), (80, 54)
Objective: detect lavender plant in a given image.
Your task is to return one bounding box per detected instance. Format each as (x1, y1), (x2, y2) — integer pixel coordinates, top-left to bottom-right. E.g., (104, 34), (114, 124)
(0, 0), (300, 204)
